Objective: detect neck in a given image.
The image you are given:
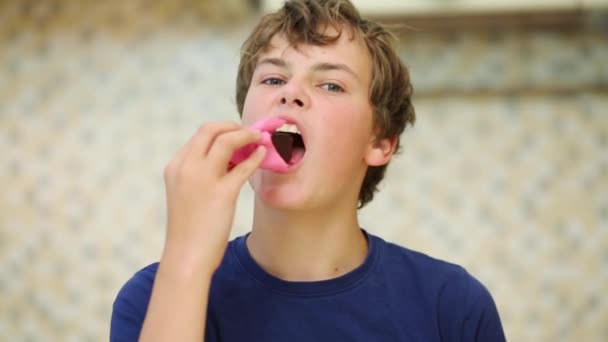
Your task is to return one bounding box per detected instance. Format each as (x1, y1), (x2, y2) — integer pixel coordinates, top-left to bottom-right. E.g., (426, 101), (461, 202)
(246, 198), (368, 282)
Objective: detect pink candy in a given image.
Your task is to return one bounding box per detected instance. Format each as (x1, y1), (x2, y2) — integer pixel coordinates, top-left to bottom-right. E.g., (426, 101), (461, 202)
(229, 117), (291, 173)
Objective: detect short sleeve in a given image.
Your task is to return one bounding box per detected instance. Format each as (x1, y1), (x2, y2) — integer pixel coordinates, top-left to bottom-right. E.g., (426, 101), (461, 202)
(110, 263), (159, 342)
(437, 267), (506, 342)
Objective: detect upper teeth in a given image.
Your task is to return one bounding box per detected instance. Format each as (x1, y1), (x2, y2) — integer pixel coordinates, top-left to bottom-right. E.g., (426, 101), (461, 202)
(275, 123), (300, 134)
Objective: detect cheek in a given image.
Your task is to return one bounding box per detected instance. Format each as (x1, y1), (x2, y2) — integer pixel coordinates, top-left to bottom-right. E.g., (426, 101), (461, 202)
(318, 124), (370, 167)
(328, 104), (373, 144)
(241, 88), (263, 125)
(329, 110), (373, 164)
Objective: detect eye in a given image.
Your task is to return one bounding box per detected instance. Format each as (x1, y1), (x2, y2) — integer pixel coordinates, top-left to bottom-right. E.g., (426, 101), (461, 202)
(262, 78), (285, 86)
(320, 83), (344, 93)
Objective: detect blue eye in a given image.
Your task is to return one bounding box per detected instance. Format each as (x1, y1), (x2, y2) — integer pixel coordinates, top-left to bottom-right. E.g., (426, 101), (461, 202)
(262, 78), (285, 85)
(321, 83), (344, 92)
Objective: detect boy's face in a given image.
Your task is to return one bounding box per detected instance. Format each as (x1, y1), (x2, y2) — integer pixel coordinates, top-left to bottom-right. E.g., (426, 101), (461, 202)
(242, 28), (385, 210)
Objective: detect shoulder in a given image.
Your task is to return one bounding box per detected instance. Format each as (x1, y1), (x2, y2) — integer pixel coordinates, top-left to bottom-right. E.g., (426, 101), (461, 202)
(376, 237), (506, 341)
(110, 263), (159, 341)
(113, 263), (159, 311)
(379, 237), (469, 290)
(435, 266), (506, 341)
(379, 237), (489, 295)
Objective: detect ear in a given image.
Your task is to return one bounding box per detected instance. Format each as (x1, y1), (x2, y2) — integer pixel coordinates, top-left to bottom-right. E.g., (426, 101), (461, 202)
(364, 136), (397, 167)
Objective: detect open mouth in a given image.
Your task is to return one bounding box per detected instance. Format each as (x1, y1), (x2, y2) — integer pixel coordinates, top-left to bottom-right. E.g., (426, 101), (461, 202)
(271, 123), (306, 165)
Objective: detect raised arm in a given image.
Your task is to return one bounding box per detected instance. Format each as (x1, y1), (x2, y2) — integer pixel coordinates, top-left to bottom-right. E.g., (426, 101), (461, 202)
(139, 122), (266, 342)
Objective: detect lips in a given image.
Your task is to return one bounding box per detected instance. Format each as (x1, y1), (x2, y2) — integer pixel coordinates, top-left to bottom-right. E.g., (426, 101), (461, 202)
(229, 116), (306, 173)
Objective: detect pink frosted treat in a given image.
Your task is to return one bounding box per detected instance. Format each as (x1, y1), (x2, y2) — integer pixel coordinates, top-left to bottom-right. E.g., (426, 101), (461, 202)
(229, 117), (292, 173)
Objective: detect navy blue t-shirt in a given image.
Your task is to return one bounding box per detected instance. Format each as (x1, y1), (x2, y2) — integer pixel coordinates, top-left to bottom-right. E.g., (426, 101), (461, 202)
(111, 231), (506, 341)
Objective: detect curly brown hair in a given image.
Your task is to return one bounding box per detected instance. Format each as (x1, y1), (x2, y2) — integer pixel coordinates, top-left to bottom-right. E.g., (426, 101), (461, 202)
(236, 0), (415, 208)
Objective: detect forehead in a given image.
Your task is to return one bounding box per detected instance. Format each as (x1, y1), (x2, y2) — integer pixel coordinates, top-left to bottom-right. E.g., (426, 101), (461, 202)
(257, 27), (372, 77)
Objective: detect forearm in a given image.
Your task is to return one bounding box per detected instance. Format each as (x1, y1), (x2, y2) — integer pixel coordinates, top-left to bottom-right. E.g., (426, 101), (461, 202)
(139, 249), (214, 342)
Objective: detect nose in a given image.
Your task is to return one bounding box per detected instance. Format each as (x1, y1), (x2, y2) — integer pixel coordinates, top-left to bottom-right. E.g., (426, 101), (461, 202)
(279, 81), (310, 109)
(281, 96), (304, 107)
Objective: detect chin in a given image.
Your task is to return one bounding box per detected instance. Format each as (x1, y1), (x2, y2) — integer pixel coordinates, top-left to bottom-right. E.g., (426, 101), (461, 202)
(254, 185), (309, 211)
(248, 170), (306, 210)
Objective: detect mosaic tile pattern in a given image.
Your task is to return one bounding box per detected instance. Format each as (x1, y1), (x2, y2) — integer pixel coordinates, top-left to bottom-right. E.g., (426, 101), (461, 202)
(1, 1), (607, 341)
(399, 28), (608, 94)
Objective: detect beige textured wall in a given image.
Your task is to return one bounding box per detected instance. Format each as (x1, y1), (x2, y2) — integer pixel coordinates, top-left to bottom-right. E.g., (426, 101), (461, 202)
(1, 1), (607, 341)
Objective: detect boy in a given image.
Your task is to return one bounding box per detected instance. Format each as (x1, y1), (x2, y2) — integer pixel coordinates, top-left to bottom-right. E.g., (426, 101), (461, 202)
(111, 0), (506, 341)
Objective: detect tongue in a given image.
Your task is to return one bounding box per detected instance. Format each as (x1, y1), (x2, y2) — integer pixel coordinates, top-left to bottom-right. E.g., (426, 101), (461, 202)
(291, 147), (305, 164)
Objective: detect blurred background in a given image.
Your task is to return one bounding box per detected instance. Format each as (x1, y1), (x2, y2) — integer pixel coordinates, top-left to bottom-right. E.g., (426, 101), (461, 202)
(1, 0), (607, 340)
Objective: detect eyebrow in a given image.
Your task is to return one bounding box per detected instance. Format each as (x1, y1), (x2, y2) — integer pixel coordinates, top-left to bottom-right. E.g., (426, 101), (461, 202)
(257, 57), (288, 69)
(312, 62), (360, 81)
(256, 58), (360, 81)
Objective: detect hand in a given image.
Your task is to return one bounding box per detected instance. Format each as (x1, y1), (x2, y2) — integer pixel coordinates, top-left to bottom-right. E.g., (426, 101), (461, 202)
(161, 121), (266, 273)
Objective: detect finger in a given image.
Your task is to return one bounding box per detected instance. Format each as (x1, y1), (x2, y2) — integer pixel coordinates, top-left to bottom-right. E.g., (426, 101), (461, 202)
(166, 121), (242, 183)
(187, 121), (242, 158)
(165, 122), (240, 180)
(206, 128), (262, 170)
(224, 145), (266, 187)
(164, 135), (192, 183)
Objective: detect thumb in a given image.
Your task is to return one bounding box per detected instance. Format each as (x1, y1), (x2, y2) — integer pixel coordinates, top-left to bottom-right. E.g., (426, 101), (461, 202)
(225, 145), (266, 186)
